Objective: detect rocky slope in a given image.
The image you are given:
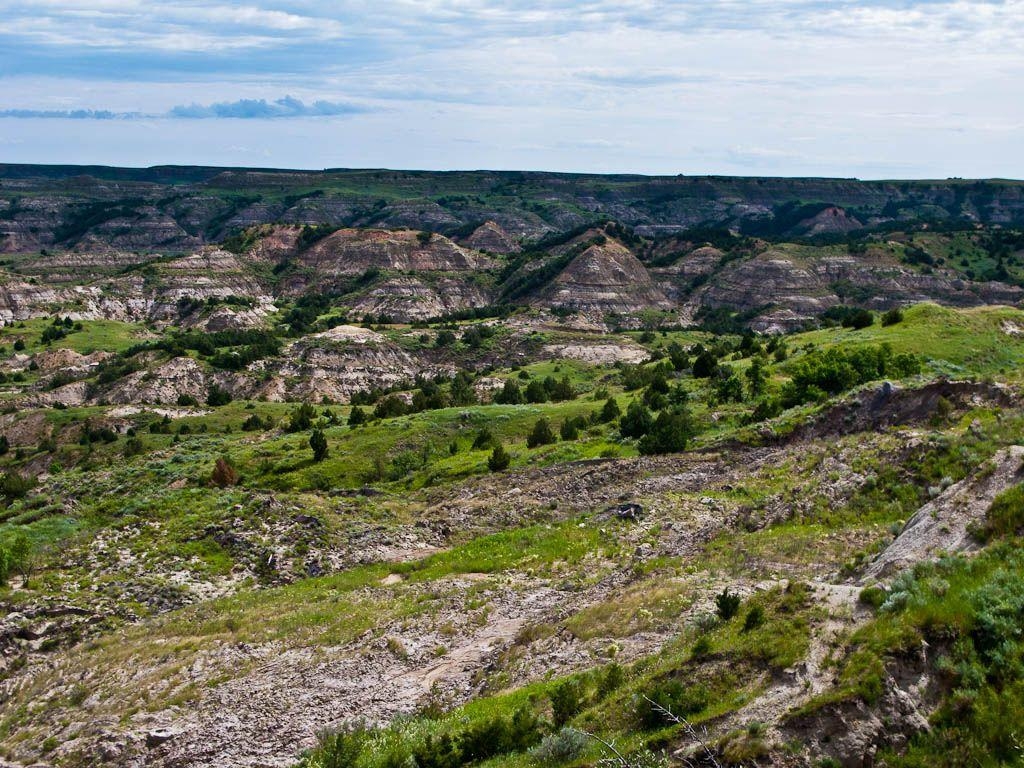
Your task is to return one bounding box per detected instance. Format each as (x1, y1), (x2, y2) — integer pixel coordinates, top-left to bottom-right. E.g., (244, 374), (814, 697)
(538, 240), (674, 314)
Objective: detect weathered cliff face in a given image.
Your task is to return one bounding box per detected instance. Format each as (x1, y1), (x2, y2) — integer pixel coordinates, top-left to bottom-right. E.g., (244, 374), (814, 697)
(349, 276), (494, 321)
(459, 221), (521, 254)
(794, 206), (864, 237)
(690, 249), (1024, 331)
(298, 229), (496, 279)
(259, 325), (440, 403)
(539, 241), (674, 314)
(0, 250), (275, 327)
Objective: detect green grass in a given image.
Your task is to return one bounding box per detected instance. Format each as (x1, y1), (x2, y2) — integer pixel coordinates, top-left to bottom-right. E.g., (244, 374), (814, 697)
(0, 318), (150, 356)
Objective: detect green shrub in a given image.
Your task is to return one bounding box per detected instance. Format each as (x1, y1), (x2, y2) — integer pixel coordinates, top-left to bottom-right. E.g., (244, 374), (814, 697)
(859, 586), (888, 609)
(983, 483), (1024, 540)
(0, 472), (35, 505)
(488, 444), (511, 472)
(347, 406), (367, 426)
(472, 428), (495, 451)
(550, 679), (584, 727)
(639, 680), (709, 728)
(638, 406), (696, 456)
(743, 605), (766, 632)
(882, 307), (904, 326)
(206, 385), (232, 407)
(494, 379), (524, 405)
(526, 418), (556, 449)
(310, 428), (328, 463)
(715, 588), (742, 620)
(287, 402), (317, 432)
(597, 397), (621, 423)
(560, 416), (587, 441)
(619, 401), (653, 439)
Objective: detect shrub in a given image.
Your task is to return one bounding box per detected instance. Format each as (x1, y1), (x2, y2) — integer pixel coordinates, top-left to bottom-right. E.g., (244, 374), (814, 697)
(0, 435), (8, 455)
(599, 662), (625, 696)
(374, 395), (409, 419)
(286, 402), (317, 432)
(692, 349), (719, 378)
(310, 428), (328, 463)
(206, 385), (232, 407)
(177, 393), (199, 407)
(494, 379), (525, 405)
(782, 344), (920, 407)
(843, 308), (874, 329)
(982, 484), (1024, 540)
(549, 375), (576, 402)
(526, 418), (556, 448)
(598, 397), (621, 423)
(242, 413), (269, 432)
(122, 436), (145, 458)
(882, 307), (904, 326)
(347, 406), (367, 426)
(859, 586), (888, 609)
(619, 401), (653, 439)
(488, 444), (511, 472)
(524, 379), (548, 403)
(412, 732), (462, 768)
(550, 679), (584, 727)
(472, 428), (496, 451)
(638, 407), (695, 456)
(715, 587), (741, 620)
(639, 680), (709, 728)
(210, 457), (240, 487)
(743, 605), (765, 632)
(560, 416), (586, 441)
(529, 727), (589, 764)
(0, 472), (34, 505)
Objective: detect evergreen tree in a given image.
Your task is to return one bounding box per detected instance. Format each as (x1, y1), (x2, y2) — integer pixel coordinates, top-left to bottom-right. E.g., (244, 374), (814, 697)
(310, 428), (329, 462)
(526, 418), (556, 448)
(487, 443), (511, 471)
(619, 401), (653, 439)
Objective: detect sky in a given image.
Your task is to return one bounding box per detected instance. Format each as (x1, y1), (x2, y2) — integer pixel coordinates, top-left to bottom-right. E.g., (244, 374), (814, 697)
(0, 1), (1022, 178)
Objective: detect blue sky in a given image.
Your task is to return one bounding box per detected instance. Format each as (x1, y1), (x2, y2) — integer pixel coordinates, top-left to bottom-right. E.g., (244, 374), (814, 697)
(0, 1), (1021, 178)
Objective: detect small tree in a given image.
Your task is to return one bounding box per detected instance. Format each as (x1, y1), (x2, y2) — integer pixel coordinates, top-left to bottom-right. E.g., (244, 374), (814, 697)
(526, 418), (556, 448)
(549, 375), (576, 402)
(9, 533), (35, 587)
(715, 588), (741, 621)
(310, 428), (329, 462)
(524, 379), (548, 403)
(287, 402), (317, 432)
(206, 385), (232, 407)
(494, 379), (525, 405)
(347, 406), (367, 426)
(0, 435), (8, 455)
(598, 397), (621, 423)
(745, 357), (768, 398)
(692, 349), (719, 378)
(560, 417), (584, 441)
(619, 401), (653, 439)
(882, 307), (904, 326)
(472, 427), (496, 450)
(487, 443), (511, 472)
(550, 679), (584, 727)
(211, 457), (240, 487)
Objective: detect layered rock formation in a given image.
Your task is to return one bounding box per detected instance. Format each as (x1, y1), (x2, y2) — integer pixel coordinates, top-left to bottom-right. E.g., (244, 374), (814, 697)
(539, 241), (674, 314)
